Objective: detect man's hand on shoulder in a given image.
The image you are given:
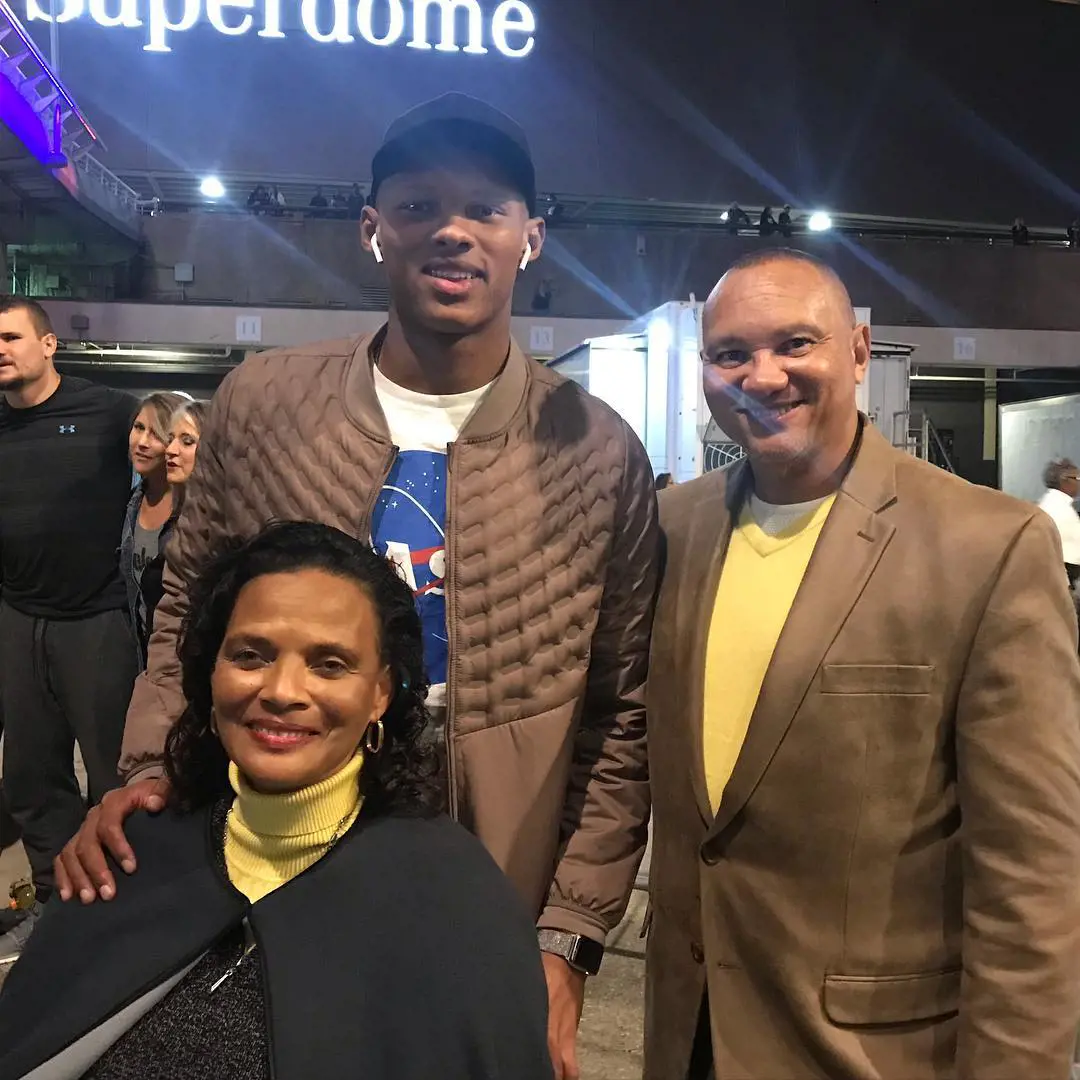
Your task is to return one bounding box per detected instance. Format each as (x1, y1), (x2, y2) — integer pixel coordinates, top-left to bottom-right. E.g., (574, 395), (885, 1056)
(53, 777), (171, 903)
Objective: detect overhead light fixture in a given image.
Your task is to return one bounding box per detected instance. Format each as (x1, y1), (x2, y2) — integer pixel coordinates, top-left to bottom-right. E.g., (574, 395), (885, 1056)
(200, 176), (226, 199)
(807, 211), (833, 232)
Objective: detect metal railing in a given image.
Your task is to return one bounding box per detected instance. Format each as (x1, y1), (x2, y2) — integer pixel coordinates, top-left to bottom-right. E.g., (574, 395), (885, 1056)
(0, 0), (96, 159)
(72, 152), (144, 220)
(899, 411), (957, 473)
(0, 0), (141, 229)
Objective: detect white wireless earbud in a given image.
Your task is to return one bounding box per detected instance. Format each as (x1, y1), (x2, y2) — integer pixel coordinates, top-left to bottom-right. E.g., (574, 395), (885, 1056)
(518, 246), (531, 272)
(371, 233), (384, 264)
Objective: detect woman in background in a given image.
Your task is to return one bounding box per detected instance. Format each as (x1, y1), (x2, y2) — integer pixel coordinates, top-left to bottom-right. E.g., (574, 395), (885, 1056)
(120, 392), (188, 666)
(164, 399), (206, 486)
(0, 522), (551, 1080)
(127, 397), (210, 660)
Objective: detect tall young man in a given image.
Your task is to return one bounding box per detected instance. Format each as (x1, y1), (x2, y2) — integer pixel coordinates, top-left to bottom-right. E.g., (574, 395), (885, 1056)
(58, 96), (659, 1079)
(645, 249), (1080, 1080)
(0, 297), (140, 961)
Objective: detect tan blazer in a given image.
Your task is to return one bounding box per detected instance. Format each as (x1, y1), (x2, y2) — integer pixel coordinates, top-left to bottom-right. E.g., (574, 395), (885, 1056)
(644, 425), (1080, 1080)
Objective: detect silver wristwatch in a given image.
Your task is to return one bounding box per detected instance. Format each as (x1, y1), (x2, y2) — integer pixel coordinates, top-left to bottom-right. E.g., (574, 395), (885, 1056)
(537, 929), (604, 976)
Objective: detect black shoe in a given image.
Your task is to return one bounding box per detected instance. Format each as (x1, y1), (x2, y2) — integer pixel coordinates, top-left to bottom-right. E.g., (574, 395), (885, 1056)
(0, 900), (41, 965)
(0, 906), (27, 935)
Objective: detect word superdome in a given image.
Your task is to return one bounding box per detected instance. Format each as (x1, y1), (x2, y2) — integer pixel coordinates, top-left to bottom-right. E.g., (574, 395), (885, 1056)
(25, 0), (536, 55)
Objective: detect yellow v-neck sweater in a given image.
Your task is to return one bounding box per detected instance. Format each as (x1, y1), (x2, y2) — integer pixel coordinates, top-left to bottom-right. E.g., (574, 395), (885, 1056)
(703, 496), (835, 811)
(224, 752), (364, 904)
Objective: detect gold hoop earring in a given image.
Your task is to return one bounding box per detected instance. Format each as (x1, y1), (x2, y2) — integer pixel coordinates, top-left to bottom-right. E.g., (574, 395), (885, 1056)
(364, 719), (385, 755)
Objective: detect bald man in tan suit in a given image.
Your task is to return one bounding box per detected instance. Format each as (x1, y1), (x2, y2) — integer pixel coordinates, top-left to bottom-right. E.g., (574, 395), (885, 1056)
(644, 249), (1080, 1080)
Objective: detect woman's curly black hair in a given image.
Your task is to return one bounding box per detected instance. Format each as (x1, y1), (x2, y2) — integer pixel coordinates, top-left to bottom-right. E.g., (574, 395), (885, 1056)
(164, 521), (444, 817)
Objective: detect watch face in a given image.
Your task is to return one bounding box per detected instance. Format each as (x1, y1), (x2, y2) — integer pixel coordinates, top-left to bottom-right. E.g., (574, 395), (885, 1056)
(571, 936), (604, 976)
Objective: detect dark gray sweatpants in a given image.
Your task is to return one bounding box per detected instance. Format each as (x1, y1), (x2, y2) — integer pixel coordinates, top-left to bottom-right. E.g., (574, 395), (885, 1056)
(0, 694), (19, 852)
(0, 602), (138, 900)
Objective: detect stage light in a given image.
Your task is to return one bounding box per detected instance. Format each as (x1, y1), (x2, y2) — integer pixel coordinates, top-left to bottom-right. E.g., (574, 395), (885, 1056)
(807, 211), (833, 232)
(200, 176), (226, 199)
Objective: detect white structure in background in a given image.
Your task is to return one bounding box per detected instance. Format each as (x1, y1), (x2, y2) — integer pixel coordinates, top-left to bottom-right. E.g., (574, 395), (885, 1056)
(999, 394), (1080, 503)
(549, 300), (916, 481)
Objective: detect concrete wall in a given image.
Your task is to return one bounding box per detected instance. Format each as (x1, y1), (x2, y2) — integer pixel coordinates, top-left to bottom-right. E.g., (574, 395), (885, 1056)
(40, 297), (627, 354)
(137, 213), (1080, 332)
(873, 325), (1080, 370)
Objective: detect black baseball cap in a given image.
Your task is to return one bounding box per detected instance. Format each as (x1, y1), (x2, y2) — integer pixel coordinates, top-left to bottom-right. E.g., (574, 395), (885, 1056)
(370, 93), (537, 215)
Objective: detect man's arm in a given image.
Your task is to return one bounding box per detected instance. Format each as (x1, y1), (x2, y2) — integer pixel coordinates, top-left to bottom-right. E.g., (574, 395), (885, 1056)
(118, 376), (236, 781)
(537, 426), (660, 942)
(955, 512), (1080, 1079)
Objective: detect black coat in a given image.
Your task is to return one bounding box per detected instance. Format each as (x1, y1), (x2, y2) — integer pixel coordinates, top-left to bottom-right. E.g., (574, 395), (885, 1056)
(0, 808), (551, 1080)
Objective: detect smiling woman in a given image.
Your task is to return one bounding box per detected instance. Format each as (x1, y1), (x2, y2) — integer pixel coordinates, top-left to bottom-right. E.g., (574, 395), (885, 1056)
(0, 522), (553, 1080)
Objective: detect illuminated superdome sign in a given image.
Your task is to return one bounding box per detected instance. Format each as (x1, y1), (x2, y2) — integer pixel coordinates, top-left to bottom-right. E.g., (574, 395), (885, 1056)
(25, 0), (536, 55)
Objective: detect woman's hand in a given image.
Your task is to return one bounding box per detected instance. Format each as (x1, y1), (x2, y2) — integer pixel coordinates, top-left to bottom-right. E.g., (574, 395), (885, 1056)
(53, 778), (171, 903)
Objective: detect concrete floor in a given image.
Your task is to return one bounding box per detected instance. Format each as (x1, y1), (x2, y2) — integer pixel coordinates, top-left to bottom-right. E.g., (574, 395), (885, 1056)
(578, 890), (647, 1080)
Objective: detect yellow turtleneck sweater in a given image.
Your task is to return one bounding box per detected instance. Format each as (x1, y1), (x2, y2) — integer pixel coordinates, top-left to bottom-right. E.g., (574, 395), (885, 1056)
(224, 751), (364, 904)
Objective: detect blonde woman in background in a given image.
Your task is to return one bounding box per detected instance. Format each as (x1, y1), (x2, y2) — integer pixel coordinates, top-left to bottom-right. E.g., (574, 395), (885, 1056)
(121, 391), (188, 666)
(165, 399), (206, 485)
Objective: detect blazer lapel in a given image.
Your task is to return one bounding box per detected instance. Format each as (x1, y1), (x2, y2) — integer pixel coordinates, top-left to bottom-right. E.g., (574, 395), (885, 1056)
(707, 425), (899, 840)
(674, 462), (752, 826)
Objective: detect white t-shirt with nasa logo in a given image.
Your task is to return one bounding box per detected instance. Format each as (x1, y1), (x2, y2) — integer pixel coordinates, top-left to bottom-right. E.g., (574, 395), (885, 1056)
(370, 364), (491, 712)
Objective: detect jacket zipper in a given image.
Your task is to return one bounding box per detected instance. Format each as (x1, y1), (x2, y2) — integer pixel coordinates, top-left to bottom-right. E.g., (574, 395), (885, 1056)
(359, 443), (398, 540)
(208, 918), (256, 993)
(444, 440), (459, 821)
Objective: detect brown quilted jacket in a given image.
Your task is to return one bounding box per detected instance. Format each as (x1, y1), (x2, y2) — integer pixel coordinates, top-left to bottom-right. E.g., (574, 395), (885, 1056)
(119, 329), (660, 942)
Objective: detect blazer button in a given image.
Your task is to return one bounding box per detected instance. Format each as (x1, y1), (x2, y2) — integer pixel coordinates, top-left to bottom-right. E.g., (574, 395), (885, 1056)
(690, 942), (705, 964)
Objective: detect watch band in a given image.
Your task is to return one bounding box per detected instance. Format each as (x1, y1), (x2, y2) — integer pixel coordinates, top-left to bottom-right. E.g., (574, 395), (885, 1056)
(537, 929), (604, 976)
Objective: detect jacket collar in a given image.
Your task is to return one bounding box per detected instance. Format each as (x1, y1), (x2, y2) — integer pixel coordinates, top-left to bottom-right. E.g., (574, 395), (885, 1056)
(123, 482), (184, 539)
(722, 416), (897, 519)
(341, 325), (531, 443)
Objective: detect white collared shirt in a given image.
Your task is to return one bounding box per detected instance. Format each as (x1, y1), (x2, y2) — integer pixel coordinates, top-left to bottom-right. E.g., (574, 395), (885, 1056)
(1038, 487), (1080, 564)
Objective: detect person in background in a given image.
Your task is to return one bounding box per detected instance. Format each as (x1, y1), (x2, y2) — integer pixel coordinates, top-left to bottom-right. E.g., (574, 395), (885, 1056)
(347, 182), (366, 219)
(645, 249), (1080, 1080)
(0, 522), (552, 1080)
(655, 472), (674, 491)
(1038, 458), (1080, 588)
(56, 94), (658, 1080)
(0, 296), (140, 963)
(309, 186), (329, 216)
(165, 398), (206, 486)
(132, 399), (209, 649)
(122, 392), (188, 668)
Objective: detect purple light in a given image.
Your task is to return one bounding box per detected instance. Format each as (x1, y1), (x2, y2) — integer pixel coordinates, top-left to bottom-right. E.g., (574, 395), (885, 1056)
(0, 0), (98, 145)
(0, 69), (61, 165)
